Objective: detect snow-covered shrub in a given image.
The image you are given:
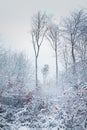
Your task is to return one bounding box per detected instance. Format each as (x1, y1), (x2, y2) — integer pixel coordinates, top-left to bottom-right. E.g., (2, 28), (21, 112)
(61, 83), (87, 130)
(0, 46), (34, 103)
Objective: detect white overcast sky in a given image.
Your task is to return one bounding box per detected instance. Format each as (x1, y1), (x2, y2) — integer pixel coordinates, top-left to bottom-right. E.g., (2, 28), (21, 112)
(0, 0), (87, 76)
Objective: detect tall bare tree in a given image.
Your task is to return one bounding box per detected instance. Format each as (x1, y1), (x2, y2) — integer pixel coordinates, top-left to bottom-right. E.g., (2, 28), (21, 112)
(63, 10), (87, 74)
(75, 28), (87, 82)
(31, 11), (48, 87)
(47, 23), (60, 87)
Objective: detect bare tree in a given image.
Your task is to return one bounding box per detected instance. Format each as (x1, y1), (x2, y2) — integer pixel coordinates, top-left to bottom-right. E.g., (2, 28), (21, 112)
(31, 11), (48, 87)
(63, 10), (87, 74)
(47, 23), (60, 87)
(63, 43), (69, 73)
(75, 34), (87, 62)
(75, 29), (87, 82)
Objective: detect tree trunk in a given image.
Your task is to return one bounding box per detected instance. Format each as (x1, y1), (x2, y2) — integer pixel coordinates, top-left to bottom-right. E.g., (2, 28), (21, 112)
(0, 91), (2, 108)
(35, 57), (38, 87)
(72, 44), (76, 74)
(55, 46), (58, 87)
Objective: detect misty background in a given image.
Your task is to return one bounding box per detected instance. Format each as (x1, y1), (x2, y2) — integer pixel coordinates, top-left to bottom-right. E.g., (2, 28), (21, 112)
(0, 0), (87, 79)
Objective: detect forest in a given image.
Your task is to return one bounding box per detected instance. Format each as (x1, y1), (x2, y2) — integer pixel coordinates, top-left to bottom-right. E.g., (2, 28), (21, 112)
(0, 9), (87, 130)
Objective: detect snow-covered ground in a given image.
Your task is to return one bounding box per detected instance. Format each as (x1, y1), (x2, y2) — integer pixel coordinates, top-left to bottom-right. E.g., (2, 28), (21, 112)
(0, 83), (87, 130)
